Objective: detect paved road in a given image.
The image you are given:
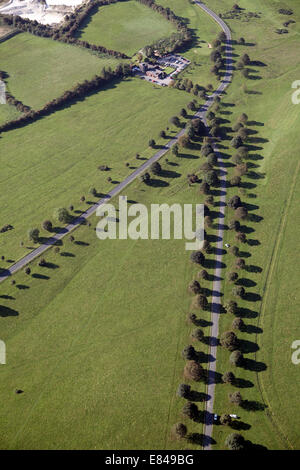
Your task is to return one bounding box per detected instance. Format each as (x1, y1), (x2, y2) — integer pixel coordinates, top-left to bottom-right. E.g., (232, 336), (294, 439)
(0, 8), (233, 447)
(194, 1), (233, 450)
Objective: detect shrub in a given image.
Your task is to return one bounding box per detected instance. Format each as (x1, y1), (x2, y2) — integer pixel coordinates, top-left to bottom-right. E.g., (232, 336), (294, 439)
(205, 195), (214, 206)
(235, 163), (248, 176)
(149, 139), (156, 148)
(230, 175), (241, 187)
(140, 172), (150, 184)
(220, 331), (239, 351)
(24, 267), (31, 275)
(222, 371), (235, 384)
(39, 258), (47, 267)
(159, 130), (166, 138)
(230, 350), (244, 366)
(178, 134), (191, 148)
(177, 383), (191, 399)
(89, 187), (97, 197)
(28, 228), (39, 243)
(230, 245), (240, 256)
(225, 433), (245, 450)
(170, 116), (180, 127)
(42, 220), (52, 232)
(238, 113), (248, 124)
(184, 361), (204, 381)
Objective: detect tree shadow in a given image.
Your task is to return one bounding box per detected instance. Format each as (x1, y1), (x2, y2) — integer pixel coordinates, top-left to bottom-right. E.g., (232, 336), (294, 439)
(238, 338), (259, 354)
(32, 273), (50, 280)
(241, 400), (267, 412)
(243, 358), (267, 372)
(234, 377), (254, 388)
(16, 284), (29, 290)
(60, 252), (76, 258)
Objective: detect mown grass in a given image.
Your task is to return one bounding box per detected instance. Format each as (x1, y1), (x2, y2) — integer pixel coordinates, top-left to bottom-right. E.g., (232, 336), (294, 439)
(0, 32), (122, 109)
(199, 0), (300, 450)
(76, 0), (176, 57)
(0, 102), (20, 125)
(0, 78), (193, 265)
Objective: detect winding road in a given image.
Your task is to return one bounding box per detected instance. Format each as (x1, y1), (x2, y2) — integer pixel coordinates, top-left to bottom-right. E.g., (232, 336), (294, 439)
(0, 1), (233, 450)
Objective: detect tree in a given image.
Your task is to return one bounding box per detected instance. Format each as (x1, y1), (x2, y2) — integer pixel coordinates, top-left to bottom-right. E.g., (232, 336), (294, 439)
(178, 134), (191, 148)
(222, 371), (235, 384)
(218, 31), (227, 43)
(171, 423), (187, 439)
(205, 195), (214, 206)
(235, 206), (248, 220)
(207, 153), (217, 166)
(235, 258), (246, 269)
(195, 294), (208, 310)
(232, 286), (245, 298)
(238, 113), (248, 124)
(24, 267), (31, 275)
(140, 172), (150, 184)
(230, 175), (241, 187)
(184, 360), (204, 381)
(149, 139), (156, 148)
(220, 414), (232, 426)
(182, 345), (196, 360)
(229, 391), (243, 406)
(28, 228), (39, 243)
(235, 163), (248, 176)
(53, 208), (71, 224)
(201, 144), (213, 157)
(182, 401), (198, 420)
(172, 143), (179, 157)
(42, 220), (52, 232)
(192, 328), (204, 342)
(232, 317), (244, 331)
(187, 101), (196, 111)
(189, 280), (201, 294)
(89, 187), (97, 197)
(200, 182), (210, 195)
(227, 271), (238, 283)
(203, 170), (218, 186)
(238, 127), (248, 141)
(228, 195), (242, 209)
(180, 108), (187, 118)
(190, 251), (204, 265)
(225, 433), (245, 450)
(224, 300), (238, 315)
(170, 116), (180, 127)
(241, 53), (250, 65)
(229, 219), (240, 231)
(150, 161), (162, 175)
(230, 350), (244, 367)
(230, 245), (240, 256)
(220, 331), (239, 351)
(177, 383), (191, 399)
(159, 130), (166, 138)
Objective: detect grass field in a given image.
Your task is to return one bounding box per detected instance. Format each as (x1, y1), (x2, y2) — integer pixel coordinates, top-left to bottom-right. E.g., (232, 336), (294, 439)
(0, 126), (217, 449)
(0, 32), (122, 109)
(76, 0), (176, 57)
(0, 103), (20, 125)
(0, 78), (193, 263)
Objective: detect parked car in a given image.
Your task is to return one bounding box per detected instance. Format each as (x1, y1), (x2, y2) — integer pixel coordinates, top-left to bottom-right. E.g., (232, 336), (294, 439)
(213, 413), (219, 423)
(229, 414), (240, 419)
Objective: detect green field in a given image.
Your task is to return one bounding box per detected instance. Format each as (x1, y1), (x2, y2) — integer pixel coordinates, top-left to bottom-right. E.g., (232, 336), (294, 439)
(0, 78), (192, 263)
(0, 102), (20, 125)
(0, 32), (122, 109)
(76, 0), (176, 57)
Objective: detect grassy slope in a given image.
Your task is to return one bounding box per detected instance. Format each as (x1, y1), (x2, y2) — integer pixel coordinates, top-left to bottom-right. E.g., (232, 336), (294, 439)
(203, 0), (300, 450)
(0, 32), (122, 109)
(76, 0), (176, 57)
